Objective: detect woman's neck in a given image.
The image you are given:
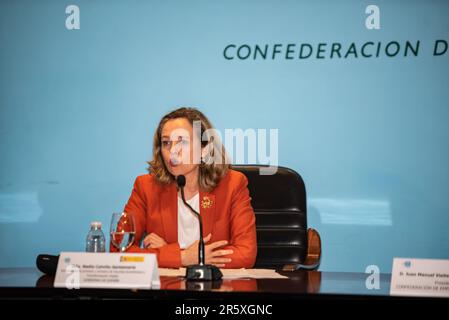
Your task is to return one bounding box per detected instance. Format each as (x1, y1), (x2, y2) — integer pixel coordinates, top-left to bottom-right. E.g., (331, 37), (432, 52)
(181, 167), (199, 200)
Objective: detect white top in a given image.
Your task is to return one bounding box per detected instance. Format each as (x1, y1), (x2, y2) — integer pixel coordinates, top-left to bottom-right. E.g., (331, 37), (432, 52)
(177, 192), (200, 249)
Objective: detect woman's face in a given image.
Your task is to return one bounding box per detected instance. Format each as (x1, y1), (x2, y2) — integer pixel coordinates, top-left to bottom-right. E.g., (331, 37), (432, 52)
(160, 118), (200, 178)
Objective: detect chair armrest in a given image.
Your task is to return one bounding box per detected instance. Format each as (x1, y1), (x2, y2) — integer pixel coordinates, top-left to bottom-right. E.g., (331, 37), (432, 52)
(303, 228), (321, 269)
(281, 228), (322, 271)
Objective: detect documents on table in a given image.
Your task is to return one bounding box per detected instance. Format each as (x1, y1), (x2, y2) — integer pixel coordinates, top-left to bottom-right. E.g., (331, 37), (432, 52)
(158, 268), (288, 279)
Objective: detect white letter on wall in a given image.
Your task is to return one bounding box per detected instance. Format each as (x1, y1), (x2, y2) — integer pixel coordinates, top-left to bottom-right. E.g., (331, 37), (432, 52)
(365, 265), (380, 290)
(365, 5), (380, 30)
(65, 5), (80, 30)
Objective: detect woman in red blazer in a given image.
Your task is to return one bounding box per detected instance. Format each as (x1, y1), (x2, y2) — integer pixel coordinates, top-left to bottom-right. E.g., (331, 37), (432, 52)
(114, 107), (257, 269)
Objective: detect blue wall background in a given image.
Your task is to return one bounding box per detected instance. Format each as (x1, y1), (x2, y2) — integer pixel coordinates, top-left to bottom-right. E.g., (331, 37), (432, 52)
(1, 0), (448, 272)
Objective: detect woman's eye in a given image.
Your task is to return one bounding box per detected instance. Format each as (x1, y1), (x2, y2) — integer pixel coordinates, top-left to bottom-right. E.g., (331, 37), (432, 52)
(161, 141), (171, 147)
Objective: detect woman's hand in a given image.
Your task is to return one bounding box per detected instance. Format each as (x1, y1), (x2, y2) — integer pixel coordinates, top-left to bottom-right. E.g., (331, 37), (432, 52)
(143, 232), (167, 249)
(181, 234), (234, 268)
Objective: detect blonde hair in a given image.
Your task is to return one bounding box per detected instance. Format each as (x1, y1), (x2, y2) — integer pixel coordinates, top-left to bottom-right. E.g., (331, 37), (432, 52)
(148, 107), (230, 192)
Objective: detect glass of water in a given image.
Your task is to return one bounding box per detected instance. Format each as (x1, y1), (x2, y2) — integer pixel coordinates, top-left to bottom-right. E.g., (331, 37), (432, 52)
(110, 212), (136, 252)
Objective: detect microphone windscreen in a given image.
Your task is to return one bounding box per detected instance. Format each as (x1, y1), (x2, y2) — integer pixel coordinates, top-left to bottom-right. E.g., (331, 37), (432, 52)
(36, 254), (59, 275)
(176, 175), (186, 187)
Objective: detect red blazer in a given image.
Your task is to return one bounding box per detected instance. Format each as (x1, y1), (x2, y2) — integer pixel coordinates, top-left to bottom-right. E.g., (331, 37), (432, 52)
(114, 169), (257, 269)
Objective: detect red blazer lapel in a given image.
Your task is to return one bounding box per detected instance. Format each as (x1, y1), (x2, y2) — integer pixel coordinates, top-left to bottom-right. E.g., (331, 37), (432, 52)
(199, 191), (216, 238)
(160, 183), (178, 244)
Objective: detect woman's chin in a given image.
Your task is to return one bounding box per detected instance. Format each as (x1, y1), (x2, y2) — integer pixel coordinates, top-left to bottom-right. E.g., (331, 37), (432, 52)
(168, 165), (184, 177)
(167, 164), (197, 178)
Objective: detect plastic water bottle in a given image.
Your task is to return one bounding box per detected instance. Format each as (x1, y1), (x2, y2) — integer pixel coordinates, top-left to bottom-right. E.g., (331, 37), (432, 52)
(85, 221), (106, 252)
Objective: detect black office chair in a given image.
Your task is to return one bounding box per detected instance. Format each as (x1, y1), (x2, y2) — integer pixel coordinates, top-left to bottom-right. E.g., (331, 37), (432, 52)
(233, 165), (321, 270)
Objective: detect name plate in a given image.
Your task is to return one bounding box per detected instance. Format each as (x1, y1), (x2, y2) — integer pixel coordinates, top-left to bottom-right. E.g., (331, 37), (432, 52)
(54, 252), (160, 289)
(390, 258), (449, 297)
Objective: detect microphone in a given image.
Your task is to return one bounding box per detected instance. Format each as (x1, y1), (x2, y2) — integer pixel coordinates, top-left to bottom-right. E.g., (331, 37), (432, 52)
(176, 175), (222, 281)
(36, 254), (59, 276)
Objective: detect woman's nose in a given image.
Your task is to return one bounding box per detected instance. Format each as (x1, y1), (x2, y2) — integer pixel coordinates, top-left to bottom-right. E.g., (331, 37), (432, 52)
(170, 141), (181, 154)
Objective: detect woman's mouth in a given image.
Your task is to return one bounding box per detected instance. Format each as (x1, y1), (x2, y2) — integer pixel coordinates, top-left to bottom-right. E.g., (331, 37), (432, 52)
(169, 159), (180, 167)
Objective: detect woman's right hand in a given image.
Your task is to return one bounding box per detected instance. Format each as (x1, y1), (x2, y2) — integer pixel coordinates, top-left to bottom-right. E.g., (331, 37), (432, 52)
(143, 232), (167, 249)
(181, 234), (234, 268)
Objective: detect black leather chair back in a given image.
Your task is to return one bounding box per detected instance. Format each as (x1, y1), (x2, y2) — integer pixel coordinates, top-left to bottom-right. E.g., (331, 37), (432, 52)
(233, 165), (308, 268)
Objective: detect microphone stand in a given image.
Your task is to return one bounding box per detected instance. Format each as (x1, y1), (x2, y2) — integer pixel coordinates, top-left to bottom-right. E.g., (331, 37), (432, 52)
(177, 176), (223, 281)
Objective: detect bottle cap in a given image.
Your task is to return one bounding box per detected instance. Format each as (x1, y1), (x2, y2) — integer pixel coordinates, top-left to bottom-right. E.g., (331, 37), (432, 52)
(90, 221), (102, 229)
